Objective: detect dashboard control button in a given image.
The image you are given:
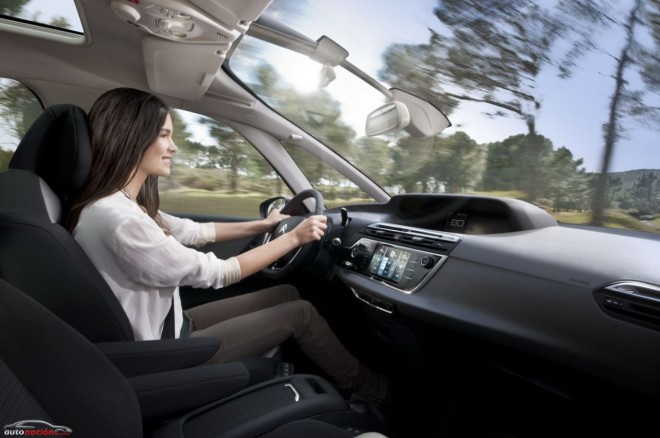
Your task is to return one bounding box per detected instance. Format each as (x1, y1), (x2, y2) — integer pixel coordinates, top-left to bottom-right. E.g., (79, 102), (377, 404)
(420, 256), (434, 269)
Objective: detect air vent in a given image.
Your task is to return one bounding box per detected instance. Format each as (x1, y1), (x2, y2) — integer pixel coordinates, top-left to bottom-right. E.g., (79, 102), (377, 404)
(364, 223), (460, 253)
(595, 281), (660, 331)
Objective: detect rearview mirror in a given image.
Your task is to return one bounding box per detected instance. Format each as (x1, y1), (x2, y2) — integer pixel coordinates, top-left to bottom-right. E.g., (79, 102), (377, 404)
(390, 88), (451, 138)
(365, 101), (411, 136)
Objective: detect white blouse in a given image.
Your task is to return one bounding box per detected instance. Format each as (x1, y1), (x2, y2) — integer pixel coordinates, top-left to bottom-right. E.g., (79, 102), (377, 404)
(73, 191), (241, 340)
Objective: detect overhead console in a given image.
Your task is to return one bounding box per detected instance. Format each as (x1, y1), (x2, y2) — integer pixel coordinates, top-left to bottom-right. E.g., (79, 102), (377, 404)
(108, 0), (272, 100)
(337, 223), (461, 295)
(109, 0), (272, 43)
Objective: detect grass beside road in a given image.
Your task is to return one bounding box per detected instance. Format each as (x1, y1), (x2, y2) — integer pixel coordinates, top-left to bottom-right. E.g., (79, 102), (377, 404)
(160, 189), (265, 217)
(553, 209), (660, 233)
(160, 189), (374, 217)
(161, 189), (659, 234)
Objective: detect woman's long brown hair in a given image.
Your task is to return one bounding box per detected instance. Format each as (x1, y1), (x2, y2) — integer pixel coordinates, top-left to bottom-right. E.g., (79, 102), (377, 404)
(67, 88), (169, 231)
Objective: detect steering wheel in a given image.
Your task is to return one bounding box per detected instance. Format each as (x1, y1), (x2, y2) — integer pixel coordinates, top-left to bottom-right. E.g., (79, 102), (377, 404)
(260, 189), (326, 279)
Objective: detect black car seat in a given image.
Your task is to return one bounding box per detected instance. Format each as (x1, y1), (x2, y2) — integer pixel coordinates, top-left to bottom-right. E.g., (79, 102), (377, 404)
(0, 279), (388, 438)
(0, 104), (135, 342)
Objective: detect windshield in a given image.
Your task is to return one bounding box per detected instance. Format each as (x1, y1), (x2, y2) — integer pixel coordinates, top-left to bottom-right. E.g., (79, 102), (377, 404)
(229, 0), (660, 234)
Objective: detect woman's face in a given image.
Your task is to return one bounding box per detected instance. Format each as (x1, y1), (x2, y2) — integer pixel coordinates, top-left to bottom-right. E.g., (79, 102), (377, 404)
(137, 113), (176, 179)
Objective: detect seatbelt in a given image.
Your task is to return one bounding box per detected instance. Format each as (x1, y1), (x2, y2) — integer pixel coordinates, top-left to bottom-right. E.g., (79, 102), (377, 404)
(162, 298), (175, 339)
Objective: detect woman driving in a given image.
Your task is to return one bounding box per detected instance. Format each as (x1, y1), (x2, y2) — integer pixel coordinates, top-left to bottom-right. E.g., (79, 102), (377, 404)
(67, 87), (389, 404)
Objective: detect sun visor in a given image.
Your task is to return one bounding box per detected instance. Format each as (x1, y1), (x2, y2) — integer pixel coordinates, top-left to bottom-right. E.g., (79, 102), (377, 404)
(142, 37), (229, 101)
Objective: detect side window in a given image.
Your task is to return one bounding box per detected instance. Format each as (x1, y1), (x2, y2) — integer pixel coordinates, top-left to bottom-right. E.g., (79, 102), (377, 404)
(0, 79), (43, 171)
(159, 110), (293, 217)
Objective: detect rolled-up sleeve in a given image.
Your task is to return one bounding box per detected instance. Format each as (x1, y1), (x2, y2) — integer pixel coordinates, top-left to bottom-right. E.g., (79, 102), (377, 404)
(109, 215), (240, 289)
(159, 211), (216, 246)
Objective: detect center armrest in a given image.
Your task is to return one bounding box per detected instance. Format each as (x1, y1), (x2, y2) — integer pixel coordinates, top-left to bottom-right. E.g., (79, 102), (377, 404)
(128, 362), (251, 421)
(96, 336), (220, 377)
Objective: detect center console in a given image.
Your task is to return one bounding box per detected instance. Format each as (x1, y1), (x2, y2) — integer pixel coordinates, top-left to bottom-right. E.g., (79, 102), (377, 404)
(152, 374), (385, 438)
(337, 223), (461, 295)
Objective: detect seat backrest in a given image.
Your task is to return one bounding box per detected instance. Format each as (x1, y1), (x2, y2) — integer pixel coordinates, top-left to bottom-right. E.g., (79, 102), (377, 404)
(0, 104), (135, 342)
(0, 279), (142, 437)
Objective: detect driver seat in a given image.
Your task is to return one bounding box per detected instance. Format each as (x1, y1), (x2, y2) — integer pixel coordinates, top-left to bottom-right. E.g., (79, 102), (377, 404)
(0, 104), (134, 342)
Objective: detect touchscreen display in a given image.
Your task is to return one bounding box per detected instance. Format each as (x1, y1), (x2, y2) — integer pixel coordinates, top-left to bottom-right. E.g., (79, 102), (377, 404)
(367, 245), (411, 283)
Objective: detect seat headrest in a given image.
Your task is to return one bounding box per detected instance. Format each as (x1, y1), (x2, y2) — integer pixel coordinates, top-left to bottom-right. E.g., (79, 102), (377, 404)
(9, 104), (91, 200)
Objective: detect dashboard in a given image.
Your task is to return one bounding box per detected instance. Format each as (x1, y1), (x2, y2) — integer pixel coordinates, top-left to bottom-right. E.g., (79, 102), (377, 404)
(336, 193), (558, 236)
(326, 193), (660, 402)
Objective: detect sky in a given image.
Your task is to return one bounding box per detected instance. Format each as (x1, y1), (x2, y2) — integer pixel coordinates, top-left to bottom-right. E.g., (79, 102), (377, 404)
(3, 0), (659, 173)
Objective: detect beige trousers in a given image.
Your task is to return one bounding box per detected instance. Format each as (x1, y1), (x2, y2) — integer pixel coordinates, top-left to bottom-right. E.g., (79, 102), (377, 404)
(186, 284), (360, 389)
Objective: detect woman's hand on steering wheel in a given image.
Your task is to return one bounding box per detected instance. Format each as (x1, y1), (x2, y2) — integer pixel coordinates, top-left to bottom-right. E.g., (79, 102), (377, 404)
(263, 208), (290, 230)
(291, 215), (327, 246)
